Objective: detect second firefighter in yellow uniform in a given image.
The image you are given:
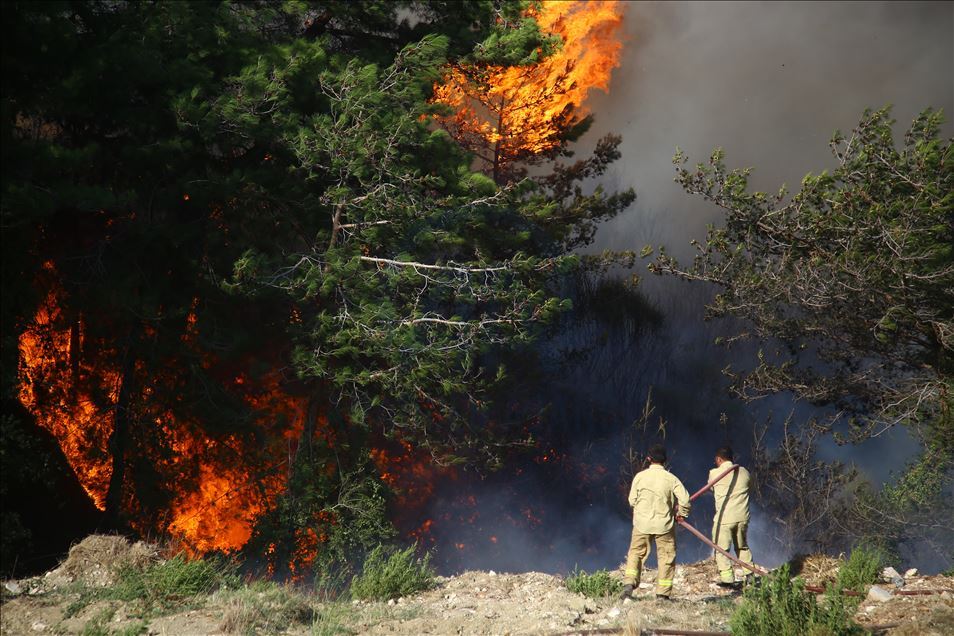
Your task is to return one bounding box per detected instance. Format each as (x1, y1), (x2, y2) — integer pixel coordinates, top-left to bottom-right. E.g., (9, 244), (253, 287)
(709, 445), (753, 587)
(622, 444), (691, 600)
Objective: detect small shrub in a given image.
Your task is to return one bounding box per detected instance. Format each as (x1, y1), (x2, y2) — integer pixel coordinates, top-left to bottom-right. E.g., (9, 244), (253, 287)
(832, 546), (883, 605)
(216, 580), (316, 634)
(349, 544), (436, 601)
(79, 608), (115, 636)
(109, 553), (238, 607)
(729, 564), (864, 636)
(565, 567), (623, 598)
(311, 602), (355, 636)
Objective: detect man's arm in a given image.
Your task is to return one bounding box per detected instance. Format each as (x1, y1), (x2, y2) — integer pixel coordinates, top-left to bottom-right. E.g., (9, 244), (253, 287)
(674, 478), (691, 518)
(628, 475), (640, 508)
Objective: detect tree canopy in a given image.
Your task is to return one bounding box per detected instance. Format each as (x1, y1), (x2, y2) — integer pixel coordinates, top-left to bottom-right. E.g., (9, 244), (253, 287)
(651, 107), (953, 448)
(2, 0), (634, 572)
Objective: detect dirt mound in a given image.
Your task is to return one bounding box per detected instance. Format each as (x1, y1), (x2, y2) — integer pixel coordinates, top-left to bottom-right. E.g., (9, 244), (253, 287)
(47, 534), (160, 589)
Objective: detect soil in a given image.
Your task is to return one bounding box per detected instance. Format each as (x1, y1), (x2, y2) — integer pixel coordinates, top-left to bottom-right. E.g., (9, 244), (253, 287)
(2, 536), (952, 635)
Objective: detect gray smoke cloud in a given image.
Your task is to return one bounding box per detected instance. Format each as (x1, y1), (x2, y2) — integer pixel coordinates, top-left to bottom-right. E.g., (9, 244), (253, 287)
(588, 1), (953, 265)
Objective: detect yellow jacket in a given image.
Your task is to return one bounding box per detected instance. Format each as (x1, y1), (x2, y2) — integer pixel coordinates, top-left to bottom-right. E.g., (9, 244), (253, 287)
(709, 462), (751, 525)
(629, 464), (691, 534)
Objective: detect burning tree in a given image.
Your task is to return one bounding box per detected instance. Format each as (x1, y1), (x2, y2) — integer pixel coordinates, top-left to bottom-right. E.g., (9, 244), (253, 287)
(3, 0), (635, 576)
(432, 0), (625, 184)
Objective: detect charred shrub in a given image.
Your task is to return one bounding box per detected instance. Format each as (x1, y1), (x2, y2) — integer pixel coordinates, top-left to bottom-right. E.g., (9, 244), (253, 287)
(349, 544), (436, 601)
(565, 567), (623, 598)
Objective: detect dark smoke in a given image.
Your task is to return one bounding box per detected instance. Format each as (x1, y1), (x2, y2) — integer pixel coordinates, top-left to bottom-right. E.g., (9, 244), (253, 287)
(422, 2), (953, 576)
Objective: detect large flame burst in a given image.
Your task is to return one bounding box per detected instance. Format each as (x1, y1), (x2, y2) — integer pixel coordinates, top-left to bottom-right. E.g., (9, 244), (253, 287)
(17, 264), (305, 553)
(432, 0), (624, 182)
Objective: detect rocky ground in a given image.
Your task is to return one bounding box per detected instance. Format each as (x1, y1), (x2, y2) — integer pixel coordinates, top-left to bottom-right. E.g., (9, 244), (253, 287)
(2, 536), (952, 635)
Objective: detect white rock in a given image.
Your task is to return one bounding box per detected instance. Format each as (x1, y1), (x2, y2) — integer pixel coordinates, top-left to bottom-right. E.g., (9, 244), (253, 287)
(881, 567), (904, 587)
(904, 568), (918, 578)
(31, 622), (46, 632)
(881, 566), (902, 580)
(3, 581), (22, 594)
(488, 570), (496, 576)
(387, 598), (396, 606)
(867, 585), (893, 602)
(607, 607), (621, 619)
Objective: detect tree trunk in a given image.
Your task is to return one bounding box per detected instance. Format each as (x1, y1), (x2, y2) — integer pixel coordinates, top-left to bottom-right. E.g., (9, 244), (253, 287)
(103, 326), (139, 529)
(492, 96), (506, 185)
(68, 315), (81, 398)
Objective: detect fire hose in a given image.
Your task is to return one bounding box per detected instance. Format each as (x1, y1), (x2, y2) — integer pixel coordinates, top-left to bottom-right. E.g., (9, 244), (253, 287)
(676, 464), (946, 597)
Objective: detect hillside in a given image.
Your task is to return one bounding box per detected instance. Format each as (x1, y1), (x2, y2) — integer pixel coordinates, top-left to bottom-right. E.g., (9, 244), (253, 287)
(2, 536), (952, 635)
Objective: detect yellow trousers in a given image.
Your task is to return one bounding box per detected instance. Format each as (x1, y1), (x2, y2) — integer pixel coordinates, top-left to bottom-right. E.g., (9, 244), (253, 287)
(624, 527), (676, 597)
(713, 521), (752, 582)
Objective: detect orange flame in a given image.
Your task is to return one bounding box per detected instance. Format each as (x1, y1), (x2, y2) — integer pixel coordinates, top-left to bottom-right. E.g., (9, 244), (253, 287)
(17, 265), (117, 510)
(432, 0), (624, 181)
(17, 265), (307, 555)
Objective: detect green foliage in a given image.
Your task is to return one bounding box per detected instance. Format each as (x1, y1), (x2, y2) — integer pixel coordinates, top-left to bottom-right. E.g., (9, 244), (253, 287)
(349, 544), (436, 601)
(564, 567), (623, 598)
(832, 546), (883, 606)
(80, 608), (115, 636)
(245, 434), (396, 597)
(729, 565), (863, 636)
(655, 107), (952, 440)
(216, 580), (317, 634)
(112, 554), (239, 605)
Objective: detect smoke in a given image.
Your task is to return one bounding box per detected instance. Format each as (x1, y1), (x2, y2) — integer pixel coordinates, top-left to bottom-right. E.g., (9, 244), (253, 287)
(420, 2), (952, 575)
(588, 1), (953, 266)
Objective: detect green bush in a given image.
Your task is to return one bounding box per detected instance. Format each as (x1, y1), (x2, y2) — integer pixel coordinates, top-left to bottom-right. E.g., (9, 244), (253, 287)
(349, 544), (436, 601)
(565, 567), (623, 598)
(111, 553), (239, 606)
(833, 546), (883, 601)
(67, 553), (241, 618)
(729, 564), (864, 636)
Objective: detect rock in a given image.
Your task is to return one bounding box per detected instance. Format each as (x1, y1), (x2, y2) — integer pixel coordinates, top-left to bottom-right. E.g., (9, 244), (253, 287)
(489, 570), (496, 576)
(881, 567), (904, 588)
(867, 585), (893, 602)
(904, 568), (918, 578)
(3, 581), (22, 595)
(387, 598), (396, 606)
(607, 607), (621, 619)
(31, 622), (47, 632)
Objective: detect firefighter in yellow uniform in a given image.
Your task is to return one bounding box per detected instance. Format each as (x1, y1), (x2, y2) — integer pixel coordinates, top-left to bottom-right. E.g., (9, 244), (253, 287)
(621, 444), (691, 600)
(709, 446), (753, 588)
